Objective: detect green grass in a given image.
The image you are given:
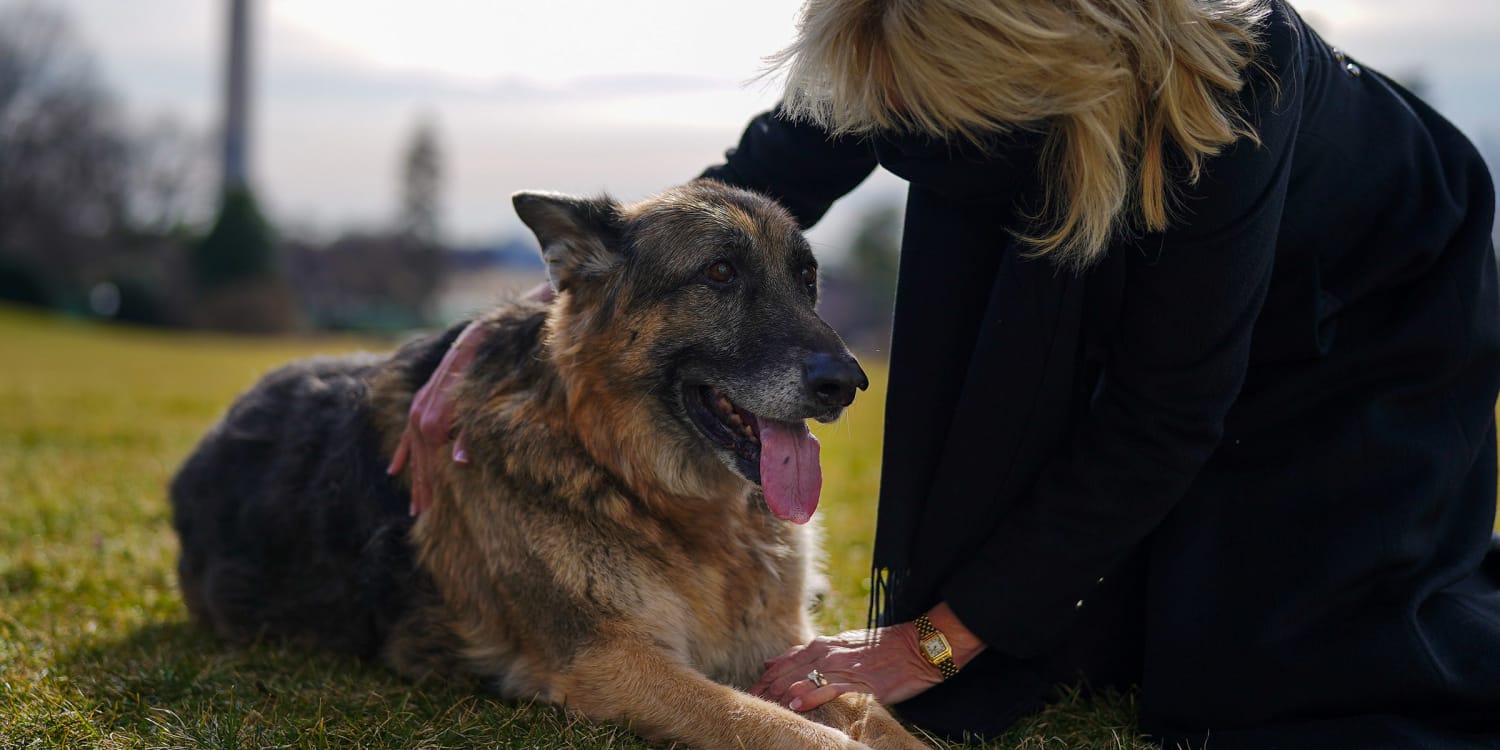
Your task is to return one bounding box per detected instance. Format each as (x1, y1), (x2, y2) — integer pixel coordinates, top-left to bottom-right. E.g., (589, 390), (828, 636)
(0, 304), (1152, 749)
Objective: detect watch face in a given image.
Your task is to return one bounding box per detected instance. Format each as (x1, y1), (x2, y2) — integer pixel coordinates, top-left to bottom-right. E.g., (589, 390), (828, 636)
(922, 635), (948, 660)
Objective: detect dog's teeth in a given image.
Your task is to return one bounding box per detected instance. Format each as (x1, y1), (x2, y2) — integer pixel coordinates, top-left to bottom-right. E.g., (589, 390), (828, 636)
(741, 425), (754, 438)
(729, 413), (743, 427)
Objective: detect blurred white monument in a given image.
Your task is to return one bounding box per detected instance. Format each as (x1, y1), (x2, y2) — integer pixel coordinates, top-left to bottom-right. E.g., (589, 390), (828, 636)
(221, 0), (251, 192)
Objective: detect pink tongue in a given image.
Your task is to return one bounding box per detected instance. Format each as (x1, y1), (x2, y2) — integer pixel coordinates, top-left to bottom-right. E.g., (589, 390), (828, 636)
(756, 418), (821, 524)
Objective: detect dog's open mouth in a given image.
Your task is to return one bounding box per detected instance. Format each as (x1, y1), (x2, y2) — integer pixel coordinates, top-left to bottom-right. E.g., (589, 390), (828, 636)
(687, 385), (822, 525)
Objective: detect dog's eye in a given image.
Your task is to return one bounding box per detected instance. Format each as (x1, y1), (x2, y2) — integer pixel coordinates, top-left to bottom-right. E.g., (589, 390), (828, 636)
(702, 260), (735, 284)
(800, 264), (817, 290)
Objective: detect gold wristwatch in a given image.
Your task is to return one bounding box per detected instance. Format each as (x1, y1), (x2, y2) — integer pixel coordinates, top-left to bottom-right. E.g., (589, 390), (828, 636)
(914, 614), (959, 680)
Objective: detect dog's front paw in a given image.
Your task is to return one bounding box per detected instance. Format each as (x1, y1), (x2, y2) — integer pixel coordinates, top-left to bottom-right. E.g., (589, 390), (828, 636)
(846, 716), (931, 750)
(838, 735), (876, 750)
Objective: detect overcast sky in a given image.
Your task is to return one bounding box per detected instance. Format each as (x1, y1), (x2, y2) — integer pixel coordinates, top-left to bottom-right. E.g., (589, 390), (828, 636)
(39, 0), (1500, 254)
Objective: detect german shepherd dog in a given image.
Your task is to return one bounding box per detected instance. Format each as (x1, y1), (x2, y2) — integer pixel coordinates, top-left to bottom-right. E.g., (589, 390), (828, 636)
(170, 181), (929, 750)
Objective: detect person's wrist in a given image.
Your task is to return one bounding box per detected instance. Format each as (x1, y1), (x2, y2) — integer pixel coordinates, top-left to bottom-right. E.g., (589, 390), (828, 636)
(894, 621), (945, 686)
(923, 602), (986, 670)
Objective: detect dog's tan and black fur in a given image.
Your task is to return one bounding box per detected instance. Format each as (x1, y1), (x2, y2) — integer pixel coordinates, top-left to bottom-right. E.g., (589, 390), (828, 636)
(170, 181), (928, 749)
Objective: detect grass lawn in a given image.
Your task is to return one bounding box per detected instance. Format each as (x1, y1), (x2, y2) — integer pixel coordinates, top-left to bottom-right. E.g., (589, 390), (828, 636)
(1, 303), (1155, 749)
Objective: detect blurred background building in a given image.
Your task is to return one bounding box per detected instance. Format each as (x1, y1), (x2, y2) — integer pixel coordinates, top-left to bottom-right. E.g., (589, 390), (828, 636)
(1, 0), (1496, 348)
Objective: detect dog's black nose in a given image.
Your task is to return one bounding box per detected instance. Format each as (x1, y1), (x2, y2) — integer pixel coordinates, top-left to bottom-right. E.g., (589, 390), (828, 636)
(804, 353), (869, 408)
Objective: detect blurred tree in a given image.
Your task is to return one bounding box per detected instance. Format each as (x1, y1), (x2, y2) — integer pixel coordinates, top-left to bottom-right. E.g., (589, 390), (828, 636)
(848, 203), (902, 312)
(273, 119), (450, 333)
(0, 1), (130, 306)
(191, 187), (274, 289)
(188, 186), (295, 333)
(128, 115), (213, 235)
(400, 117), (443, 247)
(817, 201), (903, 353)
(177, 0), (295, 332)
(395, 116), (445, 323)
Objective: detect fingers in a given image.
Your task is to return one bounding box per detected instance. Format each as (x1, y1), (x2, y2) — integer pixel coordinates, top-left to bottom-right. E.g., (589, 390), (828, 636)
(387, 431), (411, 476)
(447, 327), (486, 370)
(762, 640), (827, 685)
(414, 367), (454, 438)
(416, 353), (473, 442)
(409, 438), (433, 517)
(760, 672), (870, 713)
(752, 644), (841, 705)
(761, 643), (809, 674)
(750, 643), (813, 697)
(391, 319), (497, 517)
(751, 626), (942, 711)
(451, 318), (488, 348)
(410, 482), (431, 517)
(789, 681), (853, 712)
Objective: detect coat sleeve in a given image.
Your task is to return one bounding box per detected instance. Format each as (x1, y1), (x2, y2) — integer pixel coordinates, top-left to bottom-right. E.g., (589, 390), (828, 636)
(699, 108), (879, 228)
(941, 17), (1305, 658)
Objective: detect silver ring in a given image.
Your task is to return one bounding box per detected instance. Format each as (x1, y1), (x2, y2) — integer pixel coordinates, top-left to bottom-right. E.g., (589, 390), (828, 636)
(807, 669), (828, 688)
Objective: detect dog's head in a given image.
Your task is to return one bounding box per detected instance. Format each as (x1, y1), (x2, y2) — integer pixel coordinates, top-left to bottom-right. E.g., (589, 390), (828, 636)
(513, 180), (867, 524)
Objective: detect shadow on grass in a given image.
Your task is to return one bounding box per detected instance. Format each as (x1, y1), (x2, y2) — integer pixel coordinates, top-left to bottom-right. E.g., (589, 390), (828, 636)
(49, 619), (1159, 749)
(52, 619), (643, 750)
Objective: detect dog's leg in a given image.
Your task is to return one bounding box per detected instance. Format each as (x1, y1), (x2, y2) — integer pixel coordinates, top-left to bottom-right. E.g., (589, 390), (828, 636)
(560, 637), (872, 750)
(379, 598), (474, 687)
(806, 694), (931, 750)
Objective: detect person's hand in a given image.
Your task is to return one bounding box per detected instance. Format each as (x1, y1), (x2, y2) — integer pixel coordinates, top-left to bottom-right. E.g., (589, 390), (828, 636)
(751, 603), (986, 713)
(386, 281), (555, 516)
(751, 624), (938, 712)
(386, 319), (490, 516)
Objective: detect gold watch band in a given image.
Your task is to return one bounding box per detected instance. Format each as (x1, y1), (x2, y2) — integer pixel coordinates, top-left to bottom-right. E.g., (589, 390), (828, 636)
(914, 614), (959, 680)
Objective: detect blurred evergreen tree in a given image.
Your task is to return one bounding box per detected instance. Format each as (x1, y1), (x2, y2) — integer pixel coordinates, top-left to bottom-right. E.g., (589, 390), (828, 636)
(848, 203), (902, 311)
(395, 117), (445, 323)
(191, 187), (274, 288)
(400, 118), (443, 247)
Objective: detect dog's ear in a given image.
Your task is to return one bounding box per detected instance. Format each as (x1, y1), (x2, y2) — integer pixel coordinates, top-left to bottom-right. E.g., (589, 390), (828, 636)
(512, 191), (624, 292)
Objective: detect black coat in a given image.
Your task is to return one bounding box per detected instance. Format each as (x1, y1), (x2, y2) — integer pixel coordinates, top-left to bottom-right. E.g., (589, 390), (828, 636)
(703, 2), (1500, 748)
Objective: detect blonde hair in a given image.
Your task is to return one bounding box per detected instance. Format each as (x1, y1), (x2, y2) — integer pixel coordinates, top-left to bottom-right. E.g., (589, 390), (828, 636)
(770, 0), (1270, 269)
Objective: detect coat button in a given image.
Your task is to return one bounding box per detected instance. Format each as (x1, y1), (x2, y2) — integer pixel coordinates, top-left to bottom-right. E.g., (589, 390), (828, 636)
(1332, 47), (1346, 63)
(1075, 599), (1085, 610)
(1345, 62), (1362, 77)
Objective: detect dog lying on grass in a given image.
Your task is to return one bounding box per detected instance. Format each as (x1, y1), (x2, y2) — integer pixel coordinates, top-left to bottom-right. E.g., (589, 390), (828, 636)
(170, 180), (929, 749)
